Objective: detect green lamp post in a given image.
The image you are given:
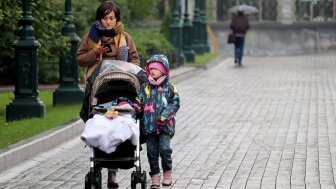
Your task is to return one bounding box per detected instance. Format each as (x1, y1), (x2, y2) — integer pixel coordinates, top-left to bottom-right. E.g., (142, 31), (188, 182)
(192, 0), (204, 54)
(6, 0), (45, 122)
(53, 0), (84, 106)
(170, 0), (186, 66)
(182, 0), (195, 62)
(199, 0), (210, 53)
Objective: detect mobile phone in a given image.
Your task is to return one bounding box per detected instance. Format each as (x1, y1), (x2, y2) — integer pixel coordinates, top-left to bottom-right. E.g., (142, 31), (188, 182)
(101, 43), (112, 52)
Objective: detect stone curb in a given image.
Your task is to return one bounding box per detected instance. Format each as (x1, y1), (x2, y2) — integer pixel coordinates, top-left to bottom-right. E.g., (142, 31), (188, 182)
(0, 120), (84, 172)
(0, 56), (224, 172)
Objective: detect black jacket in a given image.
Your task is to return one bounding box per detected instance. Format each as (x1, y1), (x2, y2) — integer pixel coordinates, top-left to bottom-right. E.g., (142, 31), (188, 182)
(230, 13), (250, 35)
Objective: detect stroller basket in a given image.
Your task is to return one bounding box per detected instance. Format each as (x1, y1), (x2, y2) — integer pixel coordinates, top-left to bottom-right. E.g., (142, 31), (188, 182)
(93, 140), (136, 169)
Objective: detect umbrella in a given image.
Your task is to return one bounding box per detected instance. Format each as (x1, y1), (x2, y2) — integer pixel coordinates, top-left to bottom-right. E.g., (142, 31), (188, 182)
(229, 4), (259, 15)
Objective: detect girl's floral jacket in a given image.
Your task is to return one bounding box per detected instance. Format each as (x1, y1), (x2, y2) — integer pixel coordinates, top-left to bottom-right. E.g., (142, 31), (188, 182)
(138, 55), (180, 137)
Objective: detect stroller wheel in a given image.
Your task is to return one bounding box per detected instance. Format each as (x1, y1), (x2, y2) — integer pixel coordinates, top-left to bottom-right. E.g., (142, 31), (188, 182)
(85, 173), (91, 189)
(95, 171), (102, 189)
(141, 171), (147, 189)
(131, 171), (136, 189)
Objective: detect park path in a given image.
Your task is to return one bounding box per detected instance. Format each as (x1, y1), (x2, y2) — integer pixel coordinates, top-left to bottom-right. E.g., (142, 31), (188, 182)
(1, 52), (336, 189)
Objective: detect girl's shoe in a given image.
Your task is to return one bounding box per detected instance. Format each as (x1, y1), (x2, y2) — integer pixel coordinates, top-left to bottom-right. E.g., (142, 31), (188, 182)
(162, 171), (172, 186)
(150, 173), (161, 189)
(107, 171), (119, 188)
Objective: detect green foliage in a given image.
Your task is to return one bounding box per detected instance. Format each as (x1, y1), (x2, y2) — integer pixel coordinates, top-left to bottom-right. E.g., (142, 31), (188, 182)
(0, 1), (22, 84)
(0, 0), (170, 84)
(72, 0), (161, 37)
(72, 0), (100, 37)
(32, 1), (70, 84)
(32, 1), (67, 59)
(128, 28), (174, 67)
(0, 0), (69, 84)
(160, 10), (172, 41)
(113, 1), (131, 25)
(38, 61), (59, 84)
(0, 91), (81, 149)
(191, 53), (218, 66)
(117, 0), (160, 23)
(72, 0), (173, 69)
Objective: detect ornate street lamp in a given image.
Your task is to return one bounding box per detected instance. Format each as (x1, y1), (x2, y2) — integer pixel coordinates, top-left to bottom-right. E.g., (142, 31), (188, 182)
(6, 0), (45, 122)
(170, 0), (186, 66)
(182, 0), (195, 62)
(199, 0), (210, 53)
(192, 0), (204, 54)
(53, 0), (84, 106)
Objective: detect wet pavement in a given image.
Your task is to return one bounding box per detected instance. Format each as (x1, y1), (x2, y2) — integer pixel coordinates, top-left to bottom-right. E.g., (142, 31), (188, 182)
(1, 52), (336, 188)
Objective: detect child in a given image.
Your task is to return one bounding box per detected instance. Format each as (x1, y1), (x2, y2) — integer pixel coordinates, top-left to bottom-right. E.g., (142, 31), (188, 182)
(138, 54), (180, 188)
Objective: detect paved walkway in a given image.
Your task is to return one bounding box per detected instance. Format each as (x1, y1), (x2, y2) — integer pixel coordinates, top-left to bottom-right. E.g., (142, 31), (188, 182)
(1, 52), (336, 189)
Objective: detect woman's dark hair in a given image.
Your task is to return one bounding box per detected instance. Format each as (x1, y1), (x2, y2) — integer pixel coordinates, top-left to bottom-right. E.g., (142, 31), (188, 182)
(95, 1), (121, 22)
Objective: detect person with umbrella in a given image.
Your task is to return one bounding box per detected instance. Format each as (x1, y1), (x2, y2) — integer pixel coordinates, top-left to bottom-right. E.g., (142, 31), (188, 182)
(229, 6), (250, 66)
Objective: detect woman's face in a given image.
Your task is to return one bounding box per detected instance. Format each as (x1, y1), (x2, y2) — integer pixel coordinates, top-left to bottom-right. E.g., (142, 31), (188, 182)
(101, 11), (117, 29)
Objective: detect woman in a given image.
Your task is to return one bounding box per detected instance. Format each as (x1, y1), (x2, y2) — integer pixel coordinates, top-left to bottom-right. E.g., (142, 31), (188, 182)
(76, 1), (140, 188)
(77, 1), (140, 79)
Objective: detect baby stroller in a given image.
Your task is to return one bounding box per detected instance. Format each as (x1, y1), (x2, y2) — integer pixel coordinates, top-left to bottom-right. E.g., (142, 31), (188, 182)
(82, 60), (147, 189)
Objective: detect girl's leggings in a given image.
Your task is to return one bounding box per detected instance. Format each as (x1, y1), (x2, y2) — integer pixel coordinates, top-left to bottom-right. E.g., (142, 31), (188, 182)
(146, 134), (172, 175)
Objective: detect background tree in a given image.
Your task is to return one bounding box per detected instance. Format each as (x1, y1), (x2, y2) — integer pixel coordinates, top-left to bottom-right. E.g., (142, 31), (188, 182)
(0, 0), (67, 84)
(0, 0), (171, 85)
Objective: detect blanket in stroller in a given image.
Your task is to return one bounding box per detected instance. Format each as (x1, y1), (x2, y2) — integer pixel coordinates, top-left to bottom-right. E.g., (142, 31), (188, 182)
(81, 111), (139, 154)
(80, 60), (143, 154)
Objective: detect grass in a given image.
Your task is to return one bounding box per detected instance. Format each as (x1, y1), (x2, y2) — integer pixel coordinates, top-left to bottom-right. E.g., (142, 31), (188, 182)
(187, 52), (218, 66)
(0, 91), (81, 149)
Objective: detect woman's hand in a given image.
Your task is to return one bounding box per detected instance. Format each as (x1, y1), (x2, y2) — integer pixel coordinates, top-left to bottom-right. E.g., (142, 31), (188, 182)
(94, 45), (110, 57)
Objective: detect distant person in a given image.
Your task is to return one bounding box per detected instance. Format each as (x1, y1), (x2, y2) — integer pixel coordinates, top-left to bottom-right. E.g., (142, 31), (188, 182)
(138, 54), (180, 189)
(76, 1), (140, 188)
(230, 9), (250, 66)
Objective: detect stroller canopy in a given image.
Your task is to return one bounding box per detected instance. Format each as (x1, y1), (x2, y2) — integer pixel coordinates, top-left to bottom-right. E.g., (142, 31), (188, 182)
(99, 60), (143, 75)
(90, 60), (143, 106)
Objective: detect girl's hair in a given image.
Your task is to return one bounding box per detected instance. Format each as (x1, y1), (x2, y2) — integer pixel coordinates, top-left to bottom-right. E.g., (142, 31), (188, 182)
(95, 1), (121, 22)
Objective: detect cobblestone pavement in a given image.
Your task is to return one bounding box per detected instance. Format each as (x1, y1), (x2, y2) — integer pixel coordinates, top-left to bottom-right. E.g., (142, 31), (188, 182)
(1, 52), (336, 189)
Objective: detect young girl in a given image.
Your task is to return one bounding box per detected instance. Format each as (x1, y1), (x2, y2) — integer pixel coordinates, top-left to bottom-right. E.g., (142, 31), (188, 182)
(138, 54), (180, 188)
